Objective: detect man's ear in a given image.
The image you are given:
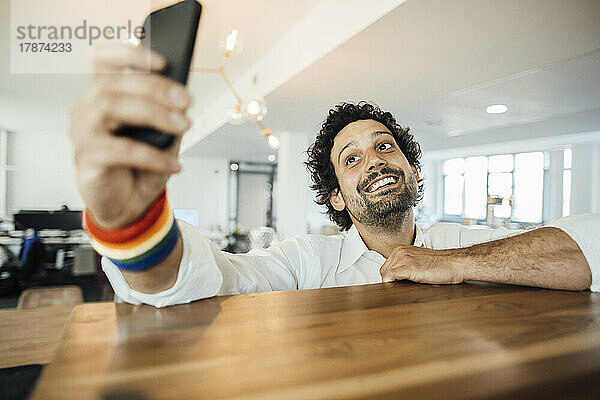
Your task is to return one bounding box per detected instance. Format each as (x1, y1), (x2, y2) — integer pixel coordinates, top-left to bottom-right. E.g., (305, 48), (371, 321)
(411, 164), (420, 182)
(329, 188), (346, 212)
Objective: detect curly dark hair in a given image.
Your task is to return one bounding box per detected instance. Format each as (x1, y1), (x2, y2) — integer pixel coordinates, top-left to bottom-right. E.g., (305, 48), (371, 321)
(305, 101), (424, 231)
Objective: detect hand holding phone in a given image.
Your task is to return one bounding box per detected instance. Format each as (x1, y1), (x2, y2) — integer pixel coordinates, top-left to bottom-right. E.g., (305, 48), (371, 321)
(116, 0), (202, 149)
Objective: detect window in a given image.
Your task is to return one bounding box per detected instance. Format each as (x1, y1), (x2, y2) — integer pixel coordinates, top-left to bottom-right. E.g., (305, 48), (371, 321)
(443, 158), (464, 216)
(464, 157), (487, 219)
(562, 149), (572, 217)
(488, 154), (513, 219)
(513, 152), (544, 222)
(443, 151), (545, 223)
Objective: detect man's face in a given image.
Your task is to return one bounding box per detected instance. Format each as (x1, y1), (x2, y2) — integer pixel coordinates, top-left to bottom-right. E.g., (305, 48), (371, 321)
(329, 119), (419, 230)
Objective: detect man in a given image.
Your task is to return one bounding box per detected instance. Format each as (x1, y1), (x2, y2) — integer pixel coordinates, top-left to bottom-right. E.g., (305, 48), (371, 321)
(71, 44), (598, 307)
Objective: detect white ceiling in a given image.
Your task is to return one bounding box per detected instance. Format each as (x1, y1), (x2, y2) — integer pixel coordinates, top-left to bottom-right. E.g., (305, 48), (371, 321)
(1, 0), (600, 163)
(185, 0), (323, 114)
(0, 0), (322, 134)
(186, 0), (600, 161)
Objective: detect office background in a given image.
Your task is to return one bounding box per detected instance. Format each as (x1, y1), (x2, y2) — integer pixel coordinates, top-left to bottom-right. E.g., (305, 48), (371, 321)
(0, 0), (599, 305)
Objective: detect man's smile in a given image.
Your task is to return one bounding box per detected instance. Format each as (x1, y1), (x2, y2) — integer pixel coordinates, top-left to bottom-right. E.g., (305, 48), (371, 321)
(365, 175), (399, 193)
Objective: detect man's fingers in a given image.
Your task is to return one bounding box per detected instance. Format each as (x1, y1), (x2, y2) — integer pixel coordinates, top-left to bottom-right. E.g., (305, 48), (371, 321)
(381, 266), (409, 283)
(93, 93), (191, 136)
(379, 259), (395, 280)
(103, 74), (192, 110)
(91, 43), (166, 73)
(380, 259), (401, 282)
(91, 136), (182, 173)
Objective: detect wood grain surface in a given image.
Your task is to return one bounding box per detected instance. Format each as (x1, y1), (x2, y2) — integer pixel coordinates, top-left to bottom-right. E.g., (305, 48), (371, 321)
(31, 282), (600, 399)
(0, 305), (74, 368)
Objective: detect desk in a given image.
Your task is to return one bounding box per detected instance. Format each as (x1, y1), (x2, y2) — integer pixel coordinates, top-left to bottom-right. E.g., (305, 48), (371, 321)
(28, 282), (600, 399)
(0, 231), (91, 246)
(0, 305), (74, 368)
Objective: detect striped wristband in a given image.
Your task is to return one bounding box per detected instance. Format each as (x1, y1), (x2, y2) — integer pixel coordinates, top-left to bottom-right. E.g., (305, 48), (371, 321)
(83, 190), (179, 272)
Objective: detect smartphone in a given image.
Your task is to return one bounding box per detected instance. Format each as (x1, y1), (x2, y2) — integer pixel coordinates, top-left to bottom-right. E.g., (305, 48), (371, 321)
(116, 0), (202, 149)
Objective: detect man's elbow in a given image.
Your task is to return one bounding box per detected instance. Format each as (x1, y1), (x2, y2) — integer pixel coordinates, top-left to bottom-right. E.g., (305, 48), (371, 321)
(558, 264), (592, 291)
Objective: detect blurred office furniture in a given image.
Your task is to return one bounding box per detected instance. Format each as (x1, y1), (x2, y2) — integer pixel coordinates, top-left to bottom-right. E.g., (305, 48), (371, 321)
(17, 285), (83, 309)
(0, 210), (109, 306)
(205, 225), (228, 250)
(13, 210), (82, 231)
(249, 226), (275, 249)
(486, 196), (512, 227)
(223, 230), (251, 254)
(72, 245), (96, 276)
(19, 229), (46, 281)
(0, 244), (20, 297)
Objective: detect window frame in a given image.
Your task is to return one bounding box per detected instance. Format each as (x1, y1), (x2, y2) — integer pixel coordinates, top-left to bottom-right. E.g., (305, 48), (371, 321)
(442, 151), (547, 226)
(562, 148), (572, 218)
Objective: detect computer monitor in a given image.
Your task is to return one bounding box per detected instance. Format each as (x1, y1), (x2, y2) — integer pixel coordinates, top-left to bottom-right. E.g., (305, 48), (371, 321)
(13, 210), (82, 231)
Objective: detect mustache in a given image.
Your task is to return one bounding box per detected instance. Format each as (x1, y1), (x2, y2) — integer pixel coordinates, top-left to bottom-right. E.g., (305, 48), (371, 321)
(358, 167), (406, 192)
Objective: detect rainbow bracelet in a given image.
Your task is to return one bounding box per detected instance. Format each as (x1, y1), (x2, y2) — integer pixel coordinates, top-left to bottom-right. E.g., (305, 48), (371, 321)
(83, 190), (179, 272)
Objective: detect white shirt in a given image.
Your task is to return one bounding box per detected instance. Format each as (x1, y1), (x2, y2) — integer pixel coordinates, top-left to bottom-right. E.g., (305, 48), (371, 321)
(103, 214), (600, 308)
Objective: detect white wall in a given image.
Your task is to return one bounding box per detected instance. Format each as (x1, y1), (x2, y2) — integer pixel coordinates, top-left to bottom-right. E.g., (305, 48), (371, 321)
(166, 155), (230, 232)
(6, 130), (83, 216)
(570, 142), (600, 215)
(306, 190), (333, 234)
(275, 131), (310, 240)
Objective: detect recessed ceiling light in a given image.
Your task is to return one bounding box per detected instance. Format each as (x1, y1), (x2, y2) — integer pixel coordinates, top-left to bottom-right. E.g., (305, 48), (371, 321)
(486, 104), (508, 114)
(267, 154), (276, 162)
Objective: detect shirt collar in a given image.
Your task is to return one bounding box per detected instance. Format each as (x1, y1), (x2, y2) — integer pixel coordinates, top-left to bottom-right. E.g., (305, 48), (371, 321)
(337, 223), (425, 274)
(337, 225), (369, 274)
(413, 224), (426, 247)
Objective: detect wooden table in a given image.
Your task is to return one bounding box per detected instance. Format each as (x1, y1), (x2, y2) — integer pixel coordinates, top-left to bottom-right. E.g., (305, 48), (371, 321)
(0, 305), (74, 368)
(28, 282), (600, 399)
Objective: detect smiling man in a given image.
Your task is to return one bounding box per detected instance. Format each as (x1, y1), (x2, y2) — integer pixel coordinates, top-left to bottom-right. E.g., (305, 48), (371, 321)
(71, 45), (599, 307)
(305, 102), (595, 290)
(315, 110), (423, 255)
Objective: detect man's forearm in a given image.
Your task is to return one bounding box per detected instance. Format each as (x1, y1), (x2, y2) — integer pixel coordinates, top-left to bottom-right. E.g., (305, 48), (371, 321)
(451, 227), (592, 291)
(120, 233), (183, 294)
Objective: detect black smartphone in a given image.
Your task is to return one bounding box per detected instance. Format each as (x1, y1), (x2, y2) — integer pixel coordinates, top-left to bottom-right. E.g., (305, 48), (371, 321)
(116, 0), (202, 149)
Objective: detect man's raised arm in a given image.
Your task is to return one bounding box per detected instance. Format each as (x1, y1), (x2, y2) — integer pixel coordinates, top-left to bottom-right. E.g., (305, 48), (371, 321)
(70, 43), (191, 294)
(380, 215), (598, 291)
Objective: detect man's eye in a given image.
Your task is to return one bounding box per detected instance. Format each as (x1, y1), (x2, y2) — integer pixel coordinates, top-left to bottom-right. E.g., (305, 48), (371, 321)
(378, 142), (393, 151)
(345, 155), (357, 165)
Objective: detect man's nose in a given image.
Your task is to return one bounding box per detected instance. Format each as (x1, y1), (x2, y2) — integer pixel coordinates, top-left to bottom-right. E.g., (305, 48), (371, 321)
(365, 150), (386, 172)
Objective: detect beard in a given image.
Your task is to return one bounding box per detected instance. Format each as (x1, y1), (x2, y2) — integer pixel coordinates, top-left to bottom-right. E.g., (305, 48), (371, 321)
(343, 166), (419, 232)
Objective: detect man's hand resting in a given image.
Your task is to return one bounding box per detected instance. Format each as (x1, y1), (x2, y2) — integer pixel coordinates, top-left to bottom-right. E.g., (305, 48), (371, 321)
(379, 227), (592, 291)
(380, 246), (464, 284)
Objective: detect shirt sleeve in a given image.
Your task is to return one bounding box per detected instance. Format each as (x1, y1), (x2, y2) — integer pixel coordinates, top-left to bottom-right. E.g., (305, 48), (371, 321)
(425, 222), (525, 249)
(547, 214), (600, 292)
(426, 215), (599, 292)
(102, 220), (307, 308)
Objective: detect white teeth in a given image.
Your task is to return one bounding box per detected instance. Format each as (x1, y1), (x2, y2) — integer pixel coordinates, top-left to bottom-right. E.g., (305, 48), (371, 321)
(367, 176), (398, 192)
